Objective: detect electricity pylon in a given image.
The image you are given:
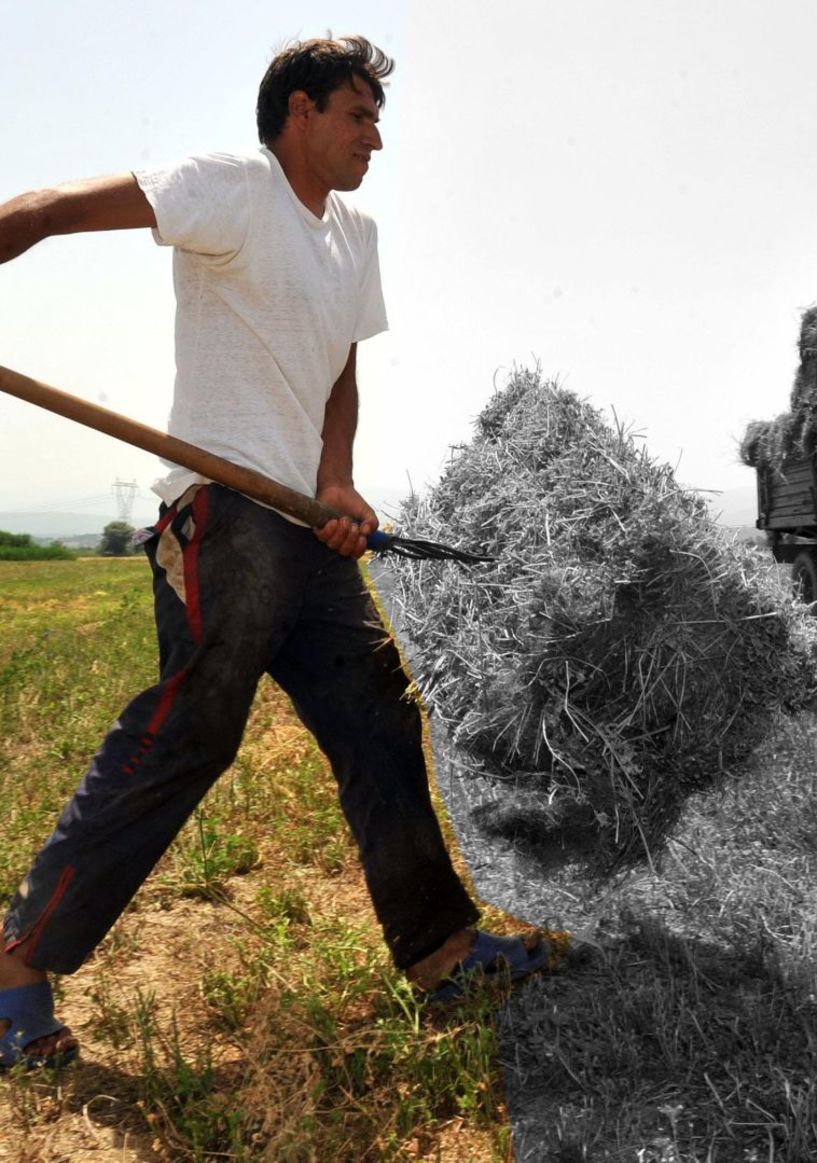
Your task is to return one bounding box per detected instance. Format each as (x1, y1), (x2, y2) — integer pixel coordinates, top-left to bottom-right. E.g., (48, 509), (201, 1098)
(113, 479), (138, 523)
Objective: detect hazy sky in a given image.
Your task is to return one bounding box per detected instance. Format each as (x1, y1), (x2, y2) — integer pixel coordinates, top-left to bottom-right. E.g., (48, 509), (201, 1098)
(2, 0), (817, 526)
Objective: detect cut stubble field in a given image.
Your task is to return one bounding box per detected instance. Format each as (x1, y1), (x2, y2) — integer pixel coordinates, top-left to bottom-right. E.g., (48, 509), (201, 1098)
(3, 558), (817, 1161)
(0, 557), (514, 1163)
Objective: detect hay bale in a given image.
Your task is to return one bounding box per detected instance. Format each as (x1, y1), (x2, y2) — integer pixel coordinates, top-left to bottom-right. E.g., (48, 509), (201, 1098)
(390, 369), (817, 873)
(742, 306), (817, 469)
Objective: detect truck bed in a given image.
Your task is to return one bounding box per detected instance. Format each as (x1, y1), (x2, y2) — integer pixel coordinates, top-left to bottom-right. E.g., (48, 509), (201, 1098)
(757, 457), (817, 536)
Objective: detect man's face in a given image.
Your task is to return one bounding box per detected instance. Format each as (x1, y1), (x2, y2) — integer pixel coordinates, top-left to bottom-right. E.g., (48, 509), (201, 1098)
(301, 79), (383, 193)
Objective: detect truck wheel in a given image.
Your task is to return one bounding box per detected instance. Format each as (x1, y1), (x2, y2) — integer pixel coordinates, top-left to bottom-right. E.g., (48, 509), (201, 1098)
(792, 551), (817, 606)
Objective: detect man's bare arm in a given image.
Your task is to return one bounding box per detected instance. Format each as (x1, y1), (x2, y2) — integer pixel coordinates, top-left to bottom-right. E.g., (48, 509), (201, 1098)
(0, 174), (156, 265)
(313, 344), (378, 559)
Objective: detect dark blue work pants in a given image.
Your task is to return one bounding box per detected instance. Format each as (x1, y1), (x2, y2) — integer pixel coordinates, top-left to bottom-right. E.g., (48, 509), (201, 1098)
(3, 486), (478, 973)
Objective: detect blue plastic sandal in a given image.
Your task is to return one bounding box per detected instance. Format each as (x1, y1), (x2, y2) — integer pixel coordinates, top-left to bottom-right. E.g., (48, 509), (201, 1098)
(0, 982), (78, 1070)
(428, 930), (554, 1003)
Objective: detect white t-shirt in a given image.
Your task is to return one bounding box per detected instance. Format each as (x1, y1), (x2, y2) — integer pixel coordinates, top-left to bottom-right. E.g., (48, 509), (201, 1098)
(134, 149), (388, 508)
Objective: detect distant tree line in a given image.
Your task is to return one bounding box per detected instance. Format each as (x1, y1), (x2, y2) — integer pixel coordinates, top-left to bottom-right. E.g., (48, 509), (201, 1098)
(0, 531), (75, 561)
(0, 522), (139, 561)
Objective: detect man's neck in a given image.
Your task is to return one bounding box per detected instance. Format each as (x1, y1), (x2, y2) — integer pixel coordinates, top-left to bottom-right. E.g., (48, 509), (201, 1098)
(268, 141), (328, 219)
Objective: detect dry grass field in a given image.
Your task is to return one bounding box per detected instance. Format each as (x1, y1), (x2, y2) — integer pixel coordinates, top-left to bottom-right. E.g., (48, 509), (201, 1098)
(3, 557), (817, 1161)
(0, 557), (516, 1163)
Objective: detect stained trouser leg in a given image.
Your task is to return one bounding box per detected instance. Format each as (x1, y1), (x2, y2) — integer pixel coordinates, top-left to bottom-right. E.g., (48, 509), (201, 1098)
(2, 487), (304, 973)
(269, 551), (479, 972)
(4, 485), (478, 976)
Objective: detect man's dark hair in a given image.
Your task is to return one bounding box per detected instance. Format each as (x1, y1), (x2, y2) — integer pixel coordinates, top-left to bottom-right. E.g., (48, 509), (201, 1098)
(256, 36), (394, 144)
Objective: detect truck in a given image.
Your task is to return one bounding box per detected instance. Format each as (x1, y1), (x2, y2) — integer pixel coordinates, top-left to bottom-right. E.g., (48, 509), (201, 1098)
(756, 457), (817, 602)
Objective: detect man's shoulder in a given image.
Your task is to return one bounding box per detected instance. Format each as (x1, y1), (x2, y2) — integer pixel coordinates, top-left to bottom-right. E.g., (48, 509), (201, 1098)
(141, 150), (266, 183)
(328, 194), (378, 241)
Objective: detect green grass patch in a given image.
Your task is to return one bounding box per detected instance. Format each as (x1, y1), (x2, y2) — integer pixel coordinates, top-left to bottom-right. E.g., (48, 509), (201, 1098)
(0, 558), (156, 902)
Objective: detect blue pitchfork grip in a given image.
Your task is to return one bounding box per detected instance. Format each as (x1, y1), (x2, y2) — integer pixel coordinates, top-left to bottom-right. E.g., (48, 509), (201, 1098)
(366, 529), (391, 551)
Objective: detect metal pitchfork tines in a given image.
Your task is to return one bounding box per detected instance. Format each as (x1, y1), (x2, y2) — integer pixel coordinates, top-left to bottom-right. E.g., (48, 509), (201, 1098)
(0, 365), (493, 566)
(366, 529), (493, 563)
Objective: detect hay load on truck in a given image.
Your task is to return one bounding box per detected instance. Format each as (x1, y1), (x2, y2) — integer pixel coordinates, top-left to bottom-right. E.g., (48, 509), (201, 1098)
(741, 306), (817, 602)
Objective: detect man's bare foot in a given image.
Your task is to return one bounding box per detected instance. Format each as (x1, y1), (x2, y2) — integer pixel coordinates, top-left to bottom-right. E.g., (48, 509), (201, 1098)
(405, 927), (542, 992)
(0, 940), (78, 1062)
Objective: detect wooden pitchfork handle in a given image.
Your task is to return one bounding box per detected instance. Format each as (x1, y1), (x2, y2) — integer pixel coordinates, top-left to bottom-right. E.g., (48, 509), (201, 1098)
(0, 364), (343, 529)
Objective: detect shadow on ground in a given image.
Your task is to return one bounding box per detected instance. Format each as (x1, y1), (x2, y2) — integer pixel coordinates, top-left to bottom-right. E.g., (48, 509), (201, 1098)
(498, 914), (817, 1162)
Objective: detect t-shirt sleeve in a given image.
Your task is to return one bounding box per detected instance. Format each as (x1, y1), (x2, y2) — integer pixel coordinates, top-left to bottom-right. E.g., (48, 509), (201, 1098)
(354, 220), (388, 342)
(133, 154), (250, 259)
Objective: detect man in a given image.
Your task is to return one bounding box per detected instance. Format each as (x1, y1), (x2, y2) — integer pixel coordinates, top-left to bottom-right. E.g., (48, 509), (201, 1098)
(0, 37), (551, 1068)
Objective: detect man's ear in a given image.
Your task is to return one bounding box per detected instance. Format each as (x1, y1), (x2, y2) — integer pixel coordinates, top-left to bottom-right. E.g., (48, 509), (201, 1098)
(288, 90), (314, 128)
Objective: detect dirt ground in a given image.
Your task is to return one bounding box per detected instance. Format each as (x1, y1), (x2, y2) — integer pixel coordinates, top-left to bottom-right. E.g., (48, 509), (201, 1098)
(0, 887), (258, 1163)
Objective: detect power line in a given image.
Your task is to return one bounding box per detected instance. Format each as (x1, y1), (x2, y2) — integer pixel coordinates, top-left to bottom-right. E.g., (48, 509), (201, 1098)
(0, 496), (114, 514)
(0, 483), (155, 515)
